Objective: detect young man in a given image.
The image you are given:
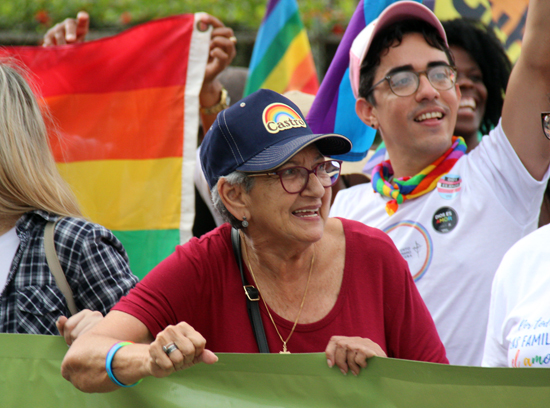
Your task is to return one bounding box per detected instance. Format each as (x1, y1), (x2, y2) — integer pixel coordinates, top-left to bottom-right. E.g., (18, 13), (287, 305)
(330, 1), (550, 366)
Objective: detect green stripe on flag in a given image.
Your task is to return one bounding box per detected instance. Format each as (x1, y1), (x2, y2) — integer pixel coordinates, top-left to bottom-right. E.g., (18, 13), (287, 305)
(245, 11), (303, 94)
(112, 229), (180, 279)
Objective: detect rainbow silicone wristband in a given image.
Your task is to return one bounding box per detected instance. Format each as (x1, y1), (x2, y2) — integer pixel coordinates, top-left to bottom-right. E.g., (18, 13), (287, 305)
(105, 341), (142, 388)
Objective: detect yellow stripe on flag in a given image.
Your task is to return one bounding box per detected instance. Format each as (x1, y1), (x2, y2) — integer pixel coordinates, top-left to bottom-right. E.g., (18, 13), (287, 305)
(57, 158), (182, 231)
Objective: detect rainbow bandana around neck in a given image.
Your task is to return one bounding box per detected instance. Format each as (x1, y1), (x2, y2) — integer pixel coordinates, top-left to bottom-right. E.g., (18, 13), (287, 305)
(372, 136), (467, 216)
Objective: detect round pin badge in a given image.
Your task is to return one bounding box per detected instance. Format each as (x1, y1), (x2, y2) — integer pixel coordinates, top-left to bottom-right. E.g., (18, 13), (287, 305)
(432, 206), (458, 233)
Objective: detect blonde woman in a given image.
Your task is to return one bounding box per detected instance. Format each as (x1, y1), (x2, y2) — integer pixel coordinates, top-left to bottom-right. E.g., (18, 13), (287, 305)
(0, 62), (138, 343)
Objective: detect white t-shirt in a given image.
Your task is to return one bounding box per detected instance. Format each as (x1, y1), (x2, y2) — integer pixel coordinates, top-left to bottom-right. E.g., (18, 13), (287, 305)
(482, 224), (550, 368)
(0, 227), (20, 293)
(330, 122), (549, 366)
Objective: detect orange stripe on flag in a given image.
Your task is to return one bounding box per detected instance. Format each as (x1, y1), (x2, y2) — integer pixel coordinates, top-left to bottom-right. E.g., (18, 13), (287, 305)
(287, 54), (319, 93)
(47, 86), (184, 162)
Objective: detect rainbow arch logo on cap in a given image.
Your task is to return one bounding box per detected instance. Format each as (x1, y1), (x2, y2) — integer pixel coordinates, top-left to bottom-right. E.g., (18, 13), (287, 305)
(262, 103), (307, 134)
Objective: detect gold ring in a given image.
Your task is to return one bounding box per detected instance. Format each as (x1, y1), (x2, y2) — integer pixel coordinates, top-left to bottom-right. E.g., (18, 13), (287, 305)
(229, 36), (237, 44)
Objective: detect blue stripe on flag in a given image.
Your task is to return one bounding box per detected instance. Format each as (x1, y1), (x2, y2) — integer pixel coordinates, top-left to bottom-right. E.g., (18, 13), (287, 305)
(332, 68), (376, 161)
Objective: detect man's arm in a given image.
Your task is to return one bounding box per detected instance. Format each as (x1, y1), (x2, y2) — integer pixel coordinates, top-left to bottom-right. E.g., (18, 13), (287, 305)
(502, 0), (550, 181)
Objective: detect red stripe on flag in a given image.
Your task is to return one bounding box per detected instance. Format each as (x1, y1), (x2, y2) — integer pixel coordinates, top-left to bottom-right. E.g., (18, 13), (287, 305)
(0, 15), (194, 97)
(300, 75), (320, 95)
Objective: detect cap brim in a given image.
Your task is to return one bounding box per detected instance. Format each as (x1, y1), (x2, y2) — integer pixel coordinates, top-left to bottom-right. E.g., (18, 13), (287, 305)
(236, 133), (352, 173)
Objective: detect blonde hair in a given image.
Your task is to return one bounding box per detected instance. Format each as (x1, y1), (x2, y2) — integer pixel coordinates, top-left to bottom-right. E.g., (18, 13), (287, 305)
(0, 61), (82, 218)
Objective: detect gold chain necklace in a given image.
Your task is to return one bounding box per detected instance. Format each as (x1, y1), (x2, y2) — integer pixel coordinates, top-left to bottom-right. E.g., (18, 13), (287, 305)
(241, 232), (314, 354)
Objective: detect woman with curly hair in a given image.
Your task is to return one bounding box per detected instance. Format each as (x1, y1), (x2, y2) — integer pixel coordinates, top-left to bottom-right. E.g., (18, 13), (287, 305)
(442, 18), (512, 152)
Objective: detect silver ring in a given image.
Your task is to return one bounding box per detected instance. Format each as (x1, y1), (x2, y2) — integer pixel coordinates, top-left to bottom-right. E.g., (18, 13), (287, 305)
(162, 342), (179, 356)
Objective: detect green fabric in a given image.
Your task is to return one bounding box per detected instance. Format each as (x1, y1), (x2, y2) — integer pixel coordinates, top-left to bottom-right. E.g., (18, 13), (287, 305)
(112, 229), (179, 279)
(1, 334), (549, 407)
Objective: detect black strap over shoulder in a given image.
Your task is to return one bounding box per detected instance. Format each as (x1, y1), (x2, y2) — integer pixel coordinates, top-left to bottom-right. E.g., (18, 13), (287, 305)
(231, 227), (270, 353)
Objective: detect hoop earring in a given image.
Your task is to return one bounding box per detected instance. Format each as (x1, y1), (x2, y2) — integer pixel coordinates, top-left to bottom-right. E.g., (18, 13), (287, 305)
(241, 216), (249, 228)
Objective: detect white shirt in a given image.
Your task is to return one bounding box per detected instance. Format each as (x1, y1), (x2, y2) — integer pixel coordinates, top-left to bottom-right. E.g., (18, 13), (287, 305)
(482, 224), (550, 367)
(330, 122), (549, 366)
(0, 227), (20, 293)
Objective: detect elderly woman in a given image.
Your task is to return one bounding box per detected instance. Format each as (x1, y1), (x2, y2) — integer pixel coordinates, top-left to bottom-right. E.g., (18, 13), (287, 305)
(61, 89), (447, 392)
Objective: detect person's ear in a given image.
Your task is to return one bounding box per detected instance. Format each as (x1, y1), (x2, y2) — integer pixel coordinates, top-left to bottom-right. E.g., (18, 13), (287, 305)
(218, 178), (250, 221)
(356, 97), (378, 129)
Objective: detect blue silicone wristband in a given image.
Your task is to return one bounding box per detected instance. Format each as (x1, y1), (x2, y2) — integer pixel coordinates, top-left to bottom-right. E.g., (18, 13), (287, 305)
(105, 341), (142, 388)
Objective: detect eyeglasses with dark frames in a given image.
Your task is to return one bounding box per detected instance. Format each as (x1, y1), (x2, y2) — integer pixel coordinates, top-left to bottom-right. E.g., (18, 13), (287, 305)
(542, 112), (550, 140)
(368, 65), (457, 97)
(248, 160), (343, 194)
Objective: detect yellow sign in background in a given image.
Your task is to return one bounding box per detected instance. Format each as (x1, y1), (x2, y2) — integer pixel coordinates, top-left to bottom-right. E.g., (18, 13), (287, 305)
(434, 0), (529, 63)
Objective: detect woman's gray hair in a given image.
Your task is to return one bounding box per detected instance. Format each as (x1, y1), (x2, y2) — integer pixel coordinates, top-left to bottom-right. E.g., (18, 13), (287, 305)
(211, 171), (255, 229)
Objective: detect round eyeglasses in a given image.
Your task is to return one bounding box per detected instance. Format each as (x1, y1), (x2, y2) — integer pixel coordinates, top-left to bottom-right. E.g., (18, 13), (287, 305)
(248, 160), (343, 194)
(368, 65), (457, 97)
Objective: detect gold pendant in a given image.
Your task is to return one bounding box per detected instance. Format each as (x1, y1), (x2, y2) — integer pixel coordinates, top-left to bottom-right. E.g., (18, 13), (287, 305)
(280, 344), (291, 354)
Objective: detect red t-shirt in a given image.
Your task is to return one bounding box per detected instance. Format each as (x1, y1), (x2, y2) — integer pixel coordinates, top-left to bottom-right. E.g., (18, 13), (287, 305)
(114, 219), (448, 363)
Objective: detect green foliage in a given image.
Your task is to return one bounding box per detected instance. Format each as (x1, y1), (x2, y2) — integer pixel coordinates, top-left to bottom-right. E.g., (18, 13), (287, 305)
(2, 0), (357, 34)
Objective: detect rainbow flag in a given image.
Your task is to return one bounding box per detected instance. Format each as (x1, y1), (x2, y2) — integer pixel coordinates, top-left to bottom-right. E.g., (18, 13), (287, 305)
(307, 0), (421, 161)
(0, 15), (211, 279)
(244, 0), (319, 96)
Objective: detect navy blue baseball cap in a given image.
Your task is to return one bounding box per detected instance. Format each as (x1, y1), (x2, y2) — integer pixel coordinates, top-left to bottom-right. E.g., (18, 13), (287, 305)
(200, 89), (352, 188)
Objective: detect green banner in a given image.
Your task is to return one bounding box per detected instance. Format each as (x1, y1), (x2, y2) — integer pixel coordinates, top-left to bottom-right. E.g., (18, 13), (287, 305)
(1, 333), (549, 407)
